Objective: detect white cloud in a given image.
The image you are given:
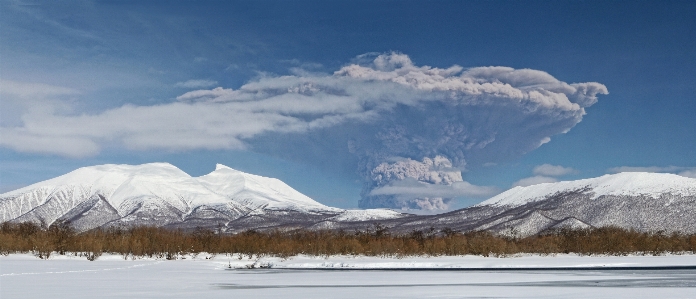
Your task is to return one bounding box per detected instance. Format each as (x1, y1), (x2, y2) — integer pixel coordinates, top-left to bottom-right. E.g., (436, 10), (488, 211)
(175, 79), (218, 89)
(608, 166), (696, 178)
(512, 176), (559, 187)
(533, 164), (577, 177)
(176, 87), (237, 102)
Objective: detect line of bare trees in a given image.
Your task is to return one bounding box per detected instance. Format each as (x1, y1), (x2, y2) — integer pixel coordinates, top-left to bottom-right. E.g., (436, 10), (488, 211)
(1, 221), (695, 260)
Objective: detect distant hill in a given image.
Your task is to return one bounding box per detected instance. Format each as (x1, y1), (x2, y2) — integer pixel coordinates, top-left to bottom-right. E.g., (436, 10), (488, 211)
(394, 172), (696, 236)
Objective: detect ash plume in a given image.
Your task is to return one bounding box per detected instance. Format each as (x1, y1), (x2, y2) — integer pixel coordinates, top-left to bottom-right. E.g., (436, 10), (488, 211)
(1, 52), (608, 210)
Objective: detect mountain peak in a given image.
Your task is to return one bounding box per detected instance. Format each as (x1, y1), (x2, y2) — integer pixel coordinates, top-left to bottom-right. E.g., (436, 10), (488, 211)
(215, 163), (235, 171)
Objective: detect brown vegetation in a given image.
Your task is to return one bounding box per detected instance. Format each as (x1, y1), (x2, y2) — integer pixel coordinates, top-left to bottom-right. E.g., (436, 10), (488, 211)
(1, 221), (695, 260)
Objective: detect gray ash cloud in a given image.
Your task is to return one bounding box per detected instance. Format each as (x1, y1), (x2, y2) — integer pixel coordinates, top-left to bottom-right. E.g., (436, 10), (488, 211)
(2, 52), (608, 210)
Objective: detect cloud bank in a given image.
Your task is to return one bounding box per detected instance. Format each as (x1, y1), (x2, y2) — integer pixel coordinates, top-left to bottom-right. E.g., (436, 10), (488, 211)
(513, 164), (578, 187)
(0, 53), (608, 210)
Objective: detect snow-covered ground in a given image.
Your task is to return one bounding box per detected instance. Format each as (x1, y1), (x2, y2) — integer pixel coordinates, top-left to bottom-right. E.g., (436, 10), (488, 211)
(2, 253), (696, 298)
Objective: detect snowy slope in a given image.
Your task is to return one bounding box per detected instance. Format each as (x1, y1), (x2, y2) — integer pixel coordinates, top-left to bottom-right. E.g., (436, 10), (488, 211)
(477, 172), (696, 208)
(197, 164), (338, 212)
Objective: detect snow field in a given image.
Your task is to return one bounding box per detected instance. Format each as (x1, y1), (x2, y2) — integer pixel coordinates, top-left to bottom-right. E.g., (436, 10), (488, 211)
(2, 253), (696, 298)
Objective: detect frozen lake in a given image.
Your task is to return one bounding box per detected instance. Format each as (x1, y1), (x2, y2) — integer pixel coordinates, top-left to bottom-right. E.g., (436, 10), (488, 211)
(2, 254), (696, 298)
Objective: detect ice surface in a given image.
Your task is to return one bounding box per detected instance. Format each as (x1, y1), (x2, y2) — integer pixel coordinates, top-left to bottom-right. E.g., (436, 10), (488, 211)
(2, 254), (696, 298)
(237, 254), (696, 269)
(478, 172), (696, 207)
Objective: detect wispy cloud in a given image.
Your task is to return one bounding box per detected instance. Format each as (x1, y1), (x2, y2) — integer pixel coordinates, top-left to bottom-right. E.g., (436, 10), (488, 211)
(0, 79), (79, 98)
(0, 79), (80, 127)
(533, 164), (577, 177)
(175, 79), (218, 89)
(512, 175), (559, 187)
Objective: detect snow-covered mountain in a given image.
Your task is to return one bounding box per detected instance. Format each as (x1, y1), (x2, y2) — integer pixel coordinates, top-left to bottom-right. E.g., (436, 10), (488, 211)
(478, 172), (696, 207)
(390, 172), (696, 236)
(0, 163), (405, 232)
(2, 166), (695, 236)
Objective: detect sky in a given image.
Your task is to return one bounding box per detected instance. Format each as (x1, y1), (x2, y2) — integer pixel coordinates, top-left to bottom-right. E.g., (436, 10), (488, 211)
(1, 0), (695, 212)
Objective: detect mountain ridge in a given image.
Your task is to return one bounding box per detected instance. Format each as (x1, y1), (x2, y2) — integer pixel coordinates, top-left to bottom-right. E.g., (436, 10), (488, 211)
(2, 164), (695, 236)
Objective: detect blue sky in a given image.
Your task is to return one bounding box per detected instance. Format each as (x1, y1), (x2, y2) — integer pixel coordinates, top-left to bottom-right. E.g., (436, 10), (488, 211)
(1, 0), (695, 211)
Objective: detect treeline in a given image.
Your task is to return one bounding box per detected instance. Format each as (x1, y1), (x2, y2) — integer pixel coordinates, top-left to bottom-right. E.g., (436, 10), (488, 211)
(1, 221), (695, 261)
